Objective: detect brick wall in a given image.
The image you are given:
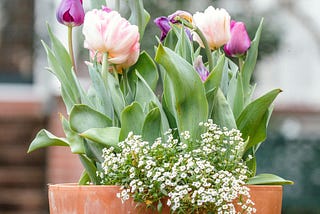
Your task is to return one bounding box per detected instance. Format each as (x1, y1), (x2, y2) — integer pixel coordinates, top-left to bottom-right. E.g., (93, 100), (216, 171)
(0, 101), (47, 214)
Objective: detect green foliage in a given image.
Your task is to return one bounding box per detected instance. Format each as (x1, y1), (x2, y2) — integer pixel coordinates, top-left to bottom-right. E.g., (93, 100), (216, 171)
(28, 1), (289, 186)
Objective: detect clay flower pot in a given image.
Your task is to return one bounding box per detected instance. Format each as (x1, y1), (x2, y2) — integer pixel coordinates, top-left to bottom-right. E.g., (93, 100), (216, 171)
(48, 183), (170, 214)
(48, 184), (282, 214)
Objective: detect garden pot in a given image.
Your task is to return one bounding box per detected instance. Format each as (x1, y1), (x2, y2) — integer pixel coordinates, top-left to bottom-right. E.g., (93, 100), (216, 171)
(48, 183), (170, 214)
(244, 185), (283, 214)
(48, 184), (282, 214)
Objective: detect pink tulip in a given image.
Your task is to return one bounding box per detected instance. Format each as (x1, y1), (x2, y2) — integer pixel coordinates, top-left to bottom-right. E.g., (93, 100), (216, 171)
(193, 6), (231, 50)
(224, 20), (251, 57)
(82, 8), (140, 70)
(56, 0), (84, 26)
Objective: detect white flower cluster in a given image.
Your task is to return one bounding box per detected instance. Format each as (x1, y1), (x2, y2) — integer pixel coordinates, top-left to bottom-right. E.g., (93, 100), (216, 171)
(99, 120), (256, 213)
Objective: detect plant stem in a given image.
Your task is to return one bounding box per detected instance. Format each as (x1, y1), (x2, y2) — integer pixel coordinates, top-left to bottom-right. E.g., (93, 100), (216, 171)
(175, 17), (214, 72)
(102, 52), (109, 79)
(68, 26), (77, 73)
(194, 27), (214, 72)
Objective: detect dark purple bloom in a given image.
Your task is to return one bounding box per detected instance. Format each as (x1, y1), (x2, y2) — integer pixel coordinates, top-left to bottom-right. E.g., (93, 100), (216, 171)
(56, 0), (84, 26)
(154, 16), (171, 41)
(224, 20), (251, 57)
(194, 56), (209, 82)
(154, 10), (193, 41)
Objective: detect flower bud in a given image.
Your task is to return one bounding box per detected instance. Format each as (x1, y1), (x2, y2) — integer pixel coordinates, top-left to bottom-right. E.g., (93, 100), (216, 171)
(194, 56), (209, 82)
(155, 10), (192, 41)
(193, 6), (231, 50)
(82, 9), (140, 69)
(224, 20), (251, 57)
(56, 0), (84, 26)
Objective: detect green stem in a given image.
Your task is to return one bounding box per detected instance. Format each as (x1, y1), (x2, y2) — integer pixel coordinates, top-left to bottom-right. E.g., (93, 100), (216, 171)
(238, 56), (244, 73)
(175, 17), (214, 72)
(194, 27), (214, 72)
(68, 26), (77, 73)
(102, 53), (109, 79)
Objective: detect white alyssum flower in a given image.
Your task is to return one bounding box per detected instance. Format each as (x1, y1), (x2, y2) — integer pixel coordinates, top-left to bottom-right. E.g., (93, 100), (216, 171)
(99, 120), (255, 213)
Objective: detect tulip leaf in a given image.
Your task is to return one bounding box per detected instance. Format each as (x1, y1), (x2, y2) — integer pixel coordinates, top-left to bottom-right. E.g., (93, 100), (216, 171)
(142, 107), (162, 144)
(210, 88), (237, 129)
(128, 0), (150, 39)
(105, 69), (125, 122)
(81, 127), (121, 149)
(88, 64), (115, 119)
(172, 25), (193, 64)
(27, 129), (69, 153)
(236, 89), (281, 150)
(79, 154), (100, 184)
(242, 19), (263, 96)
(70, 104), (113, 133)
(119, 102), (145, 141)
(83, 140), (105, 163)
(227, 70), (244, 119)
(61, 116), (85, 154)
(129, 51), (159, 92)
(155, 44), (208, 138)
(247, 173), (294, 185)
(204, 54), (225, 93)
(134, 71), (170, 133)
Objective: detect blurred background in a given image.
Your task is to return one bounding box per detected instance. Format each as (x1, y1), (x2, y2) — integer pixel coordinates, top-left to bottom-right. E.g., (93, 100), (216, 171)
(0, 0), (319, 213)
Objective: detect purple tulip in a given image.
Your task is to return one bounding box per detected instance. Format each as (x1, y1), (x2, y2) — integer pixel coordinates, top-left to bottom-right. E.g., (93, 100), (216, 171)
(56, 0), (85, 26)
(154, 16), (171, 41)
(224, 20), (251, 57)
(194, 56), (209, 82)
(154, 10), (193, 41)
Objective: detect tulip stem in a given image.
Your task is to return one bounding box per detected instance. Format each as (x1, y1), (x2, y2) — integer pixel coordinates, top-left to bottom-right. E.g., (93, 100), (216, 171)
(194, 27), (214, 72)
(68, 26), (77, 73)
(102, 53), (109, 79)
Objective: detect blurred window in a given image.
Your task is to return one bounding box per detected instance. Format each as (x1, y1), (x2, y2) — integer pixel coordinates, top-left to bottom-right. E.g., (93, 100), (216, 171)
(0, 0), (34, 83)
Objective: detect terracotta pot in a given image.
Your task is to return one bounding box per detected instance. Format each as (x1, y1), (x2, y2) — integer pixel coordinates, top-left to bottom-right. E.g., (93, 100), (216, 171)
(244, 185), (283, 214)
(48, 184), (282, 214)
(48, 183), (170, 214)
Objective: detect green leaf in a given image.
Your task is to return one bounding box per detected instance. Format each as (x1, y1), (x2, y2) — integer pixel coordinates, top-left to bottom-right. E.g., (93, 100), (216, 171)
(128, 0), (150, 39)
(155, 44), (208, 138)
(79, 154), (100, 184)
(129, 51), (159, 91)
(61, 116), (85, 154)
(27, 129), (69, 153)
(236, 89), (281, 150)
(42, 42), (78, 112)
(210, 88), (237, 129)
(227, 70), (244, 119)
(88, 64), (115, 119)
(247, 173), (294, 185)
(47, 24), (72, 75)
(81, 127), (121, 148)
(69, 104), (113, 133)
(78, 170), (90, 185)
(134, 71), (170, 133)
(142, 107), (162, 144)
(119, 102), (145, 141)
(105, 69), (125, 122)
(83, 140), (105, 163)
(242, 19), (263, 95)
(172, 25), (193, 64)
(204, 54), (225, 92)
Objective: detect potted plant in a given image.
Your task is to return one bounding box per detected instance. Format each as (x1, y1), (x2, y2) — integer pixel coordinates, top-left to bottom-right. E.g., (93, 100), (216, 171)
(28, 0), (293, 213)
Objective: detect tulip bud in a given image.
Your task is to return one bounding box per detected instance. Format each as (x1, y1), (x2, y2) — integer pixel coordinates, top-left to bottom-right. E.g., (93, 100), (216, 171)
(155, 10), (193, 41)
(193, 6), (231, 50)
(224, 20), (251, 57)
(194, 56), (209, 82)
(82, 9), (140, 70)
(154, 17), (171, 41)
(56, 0), (85, 27)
